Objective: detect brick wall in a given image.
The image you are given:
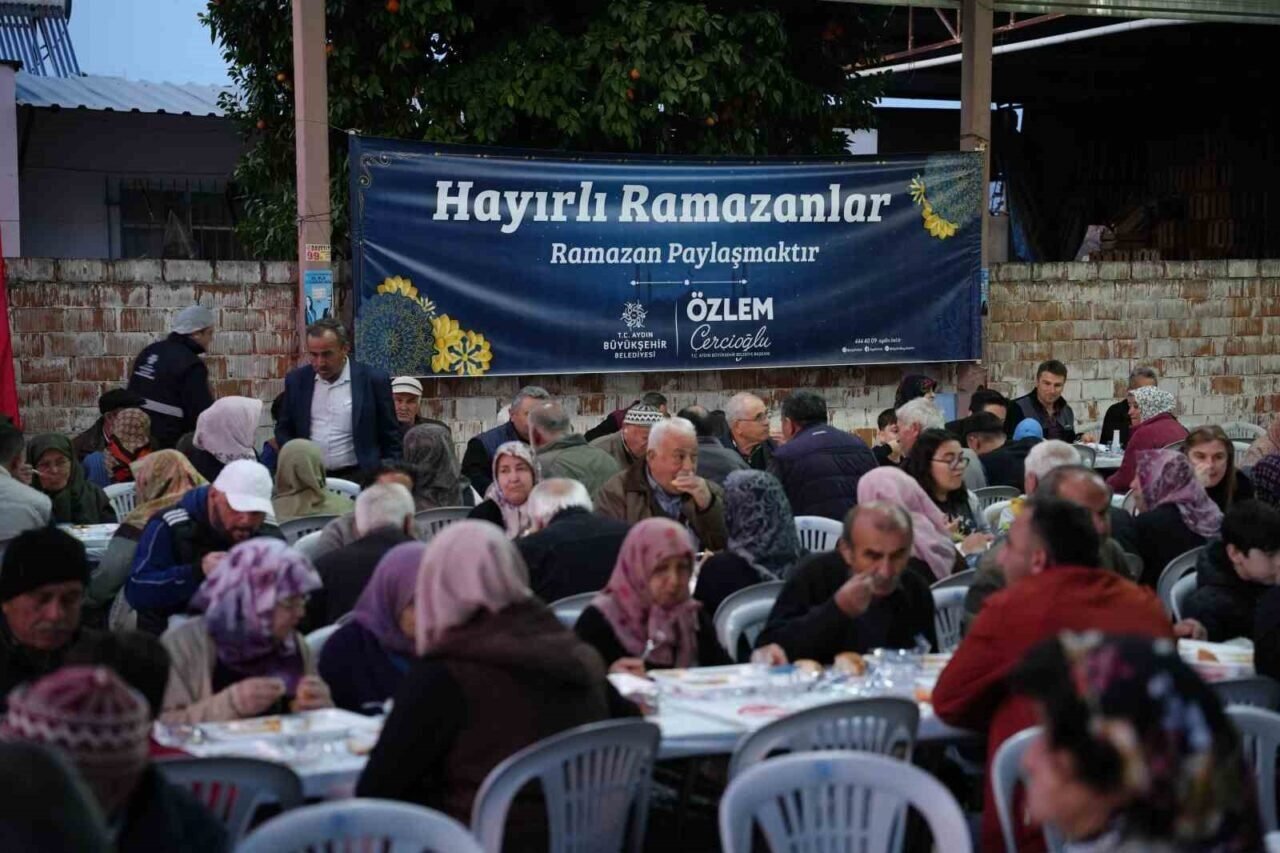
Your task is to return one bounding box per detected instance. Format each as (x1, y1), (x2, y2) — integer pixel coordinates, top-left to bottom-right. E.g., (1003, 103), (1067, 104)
(5, 257), (1277, 447)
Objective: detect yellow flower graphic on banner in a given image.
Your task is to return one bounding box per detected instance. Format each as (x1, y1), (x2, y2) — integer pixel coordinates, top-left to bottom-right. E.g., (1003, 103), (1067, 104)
(922, 201), (958, 239)
(450, 330), (493, 376)
(430, 314), (464, 373)
(377, 276), (418, 300)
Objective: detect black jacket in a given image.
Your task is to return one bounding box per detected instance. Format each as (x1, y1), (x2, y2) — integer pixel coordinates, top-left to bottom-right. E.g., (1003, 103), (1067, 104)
(1117, 503), (1208, 587)
(305, 527), (414, 630)
(127, 333), (213, 449)
(767, 424), (877, 521)
(756, 551), (937, 663)
(1099, 399), (1132, 448)
(0, 617), (106, 713)
(722, 436), (776, 472)
(1254, 586), (1280, 682)
(117, 767), (229, 853)
(1010, 392), (1076, 444)
(575, 605), (731, 669)
(515, 508), (629, 604)
(979, 437), (1041, 490)
(1183, 540), (1267, 642)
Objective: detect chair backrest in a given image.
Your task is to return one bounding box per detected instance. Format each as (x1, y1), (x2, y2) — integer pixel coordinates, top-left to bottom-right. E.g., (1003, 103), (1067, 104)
(932, 586), (967, 653)
(292, 530), (325, 560)
(1228, 706), (1280, 832)
(930, 568), (977, 590)
(713, 580), (785, 662)
(983, 499), (1013, 530)
(238, 798), (482, 853)
(470, 719), (660, 853)
(1234, 440), (1252, 470)
(414, 506), (473, 538)
(1169, 573), (1197, 621)
(1163, 439), (1187, 452)
(793, 516), (843, 552)
(1156, 546), (1205, 617)
(1120, 489), (1140, 515)
(1214, 677), (1280, 711)
(728, 697), (919, 778)
(103, 481), (136, 519)
(325, 477), (361, 499)
(974, 485), (1021, 509)
(991, 727), (1064, 853)
(305, 622), (343, 659)
(1221, 421), (1267, 441)
(719, 750), (972, 853)
(547, 591), (598, 629)
(278, 514), (339, 544)
(1074, 444), (1096, 469)
(155, 757), (305, 842)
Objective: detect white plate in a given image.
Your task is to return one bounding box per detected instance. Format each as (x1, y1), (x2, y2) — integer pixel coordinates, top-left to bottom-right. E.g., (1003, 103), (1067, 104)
(197, 708), (379, 742)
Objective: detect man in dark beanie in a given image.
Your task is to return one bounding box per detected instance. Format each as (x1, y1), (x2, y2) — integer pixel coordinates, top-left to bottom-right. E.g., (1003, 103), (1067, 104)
(71, 387), (147, 461)
(0, 527), (103, 710)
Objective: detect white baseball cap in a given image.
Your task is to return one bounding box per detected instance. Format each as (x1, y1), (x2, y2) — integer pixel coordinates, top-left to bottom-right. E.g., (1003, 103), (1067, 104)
(391, 376), (423, 397)
(212, 460), (275, 515)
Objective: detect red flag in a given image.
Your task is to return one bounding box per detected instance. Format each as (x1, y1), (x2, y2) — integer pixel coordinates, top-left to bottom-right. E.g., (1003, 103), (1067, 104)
(0, 240), (20, 429)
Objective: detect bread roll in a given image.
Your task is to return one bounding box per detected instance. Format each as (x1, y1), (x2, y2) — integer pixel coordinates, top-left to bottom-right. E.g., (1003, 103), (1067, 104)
(833, 652), (867, 677)
(793, 659), (823, 676)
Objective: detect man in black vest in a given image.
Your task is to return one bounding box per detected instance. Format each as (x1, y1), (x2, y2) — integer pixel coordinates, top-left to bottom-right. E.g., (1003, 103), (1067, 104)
(127, 305), (215, 449)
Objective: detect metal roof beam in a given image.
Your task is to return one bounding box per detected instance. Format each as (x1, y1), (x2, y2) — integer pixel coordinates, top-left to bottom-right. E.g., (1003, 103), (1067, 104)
(825, 0), (1280, 25)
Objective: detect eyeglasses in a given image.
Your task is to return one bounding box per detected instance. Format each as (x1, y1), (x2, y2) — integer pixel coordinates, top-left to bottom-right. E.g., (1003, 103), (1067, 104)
(931, 455), (970, 470)
(35, 457), (70, 473)
(737, 411), (769, 424)
(276, 596), (309, 612)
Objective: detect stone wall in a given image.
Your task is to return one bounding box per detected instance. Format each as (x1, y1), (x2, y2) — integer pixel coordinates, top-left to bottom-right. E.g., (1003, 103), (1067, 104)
(5, 257), (1277, 445)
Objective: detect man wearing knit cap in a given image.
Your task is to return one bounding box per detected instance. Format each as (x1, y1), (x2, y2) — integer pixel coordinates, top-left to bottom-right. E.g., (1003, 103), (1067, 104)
(590, 403), (665, 470)
(4, 666), (227, 849)
(127, 305), (216, 449)
(0, 528), (104, 710)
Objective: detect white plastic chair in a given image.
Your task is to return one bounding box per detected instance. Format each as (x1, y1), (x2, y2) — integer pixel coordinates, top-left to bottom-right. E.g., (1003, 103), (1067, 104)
(1074, 444), (1096, 469)
(1121, 489), (1140, 515)
(104, 481), (136, 519)
(1228, 706), (1280, 832)
(279, 514), (339, 545)
(991, 727), (1064, 853)
(1222, 421), (1266, 441)
(415, 506), (472, 538)
(983, 499), (1012, 530)
(470, 718), (660, 853)
(238, 798), (482, 853)
(292, 530), (325, 560)
(1235, 440), (1252, 470)
(713, 580), (785, 662)
(794, 516), (842, 552)
(325, 477), (361, 499)
(548, 591), (597, 629)
(931, 568), (976, 590)
(974, 485), (1021, 509)
(932, 586), (967, 653)
(154, 756), (304, 842)
(728, 697), (919, 778)
(1170, 573), (1197, 621)
(1214, 677), (1280, 710)
(719, 751), (972, 853)
(1156, 546), (1204, 617)
(305, 622), (343, 659)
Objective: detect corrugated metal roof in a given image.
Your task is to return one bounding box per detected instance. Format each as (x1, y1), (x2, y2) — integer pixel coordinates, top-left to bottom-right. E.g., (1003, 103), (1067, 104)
(14, 73), (232, 116)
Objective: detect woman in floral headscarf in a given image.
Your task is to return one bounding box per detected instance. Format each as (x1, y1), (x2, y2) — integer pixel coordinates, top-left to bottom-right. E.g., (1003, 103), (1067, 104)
(82, 408), (152, 487)
(1128, 450), (1222, 586)
(1106, 386), (1188, 491)
(1244, 414), (1280, 469)
(1253, 453), (1280, 508)
(577, 517), (730, 674)
(1013, 632), (1261, 852)
(694, 470), (802, 618)
(159, 538), (331, 724)
(467, 441), (537, 538)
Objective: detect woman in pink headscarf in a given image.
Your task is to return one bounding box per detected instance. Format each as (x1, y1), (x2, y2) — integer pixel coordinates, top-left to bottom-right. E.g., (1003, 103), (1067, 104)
(576, 517), (732, 675)
(1129, 449), (1223, 586)
(357, 521), (633, 835)
(856, 466), (969, 581)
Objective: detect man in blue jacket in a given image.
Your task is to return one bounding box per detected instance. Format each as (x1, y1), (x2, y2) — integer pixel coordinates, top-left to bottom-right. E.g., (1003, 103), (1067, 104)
(275, 319), (402, 479)
(125, 460), (284, 635)
(768, 390), (878, 521)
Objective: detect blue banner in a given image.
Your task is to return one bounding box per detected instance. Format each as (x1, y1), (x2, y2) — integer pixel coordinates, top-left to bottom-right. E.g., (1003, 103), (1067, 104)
(351, 137), (982, 378)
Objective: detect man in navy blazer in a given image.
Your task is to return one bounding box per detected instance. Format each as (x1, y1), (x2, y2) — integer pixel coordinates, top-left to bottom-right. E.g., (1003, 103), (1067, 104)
(275, 319), (401, 477)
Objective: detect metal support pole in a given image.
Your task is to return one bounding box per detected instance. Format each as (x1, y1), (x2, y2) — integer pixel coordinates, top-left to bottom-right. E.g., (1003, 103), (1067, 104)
(959, 0), (993, 265)
(291, 0), (331, 355)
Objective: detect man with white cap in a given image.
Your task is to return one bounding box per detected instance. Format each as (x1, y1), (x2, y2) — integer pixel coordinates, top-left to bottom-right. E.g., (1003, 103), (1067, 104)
(391, 375), (450, 438)
(125, 459), (284, 636)
(127, 305), (216, 449)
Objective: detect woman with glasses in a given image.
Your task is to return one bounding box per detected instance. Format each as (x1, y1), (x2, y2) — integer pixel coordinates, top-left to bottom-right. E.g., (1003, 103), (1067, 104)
(26, 433), (116, 524)
(159, 538), (333, 723)
(904, 428), (992, 540)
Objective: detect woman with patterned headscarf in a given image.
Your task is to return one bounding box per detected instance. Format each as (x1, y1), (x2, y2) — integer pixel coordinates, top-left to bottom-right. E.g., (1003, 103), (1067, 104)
(159, 538), (330, 724)
(82, 408), (152, 488)
(1013, 632), (1261, 852)
(1106, 386), (1187, 491)
(1244, 415), (1280, 469)
(467, 441), (538, 537)
(402, 423), (472, 510)
(694, 470), (802, 618)
(893, 373), (939, 409)
(577, 517), (731, 674)
(1128, 449), (1222, 586)
(1253, 454), (1280, 508)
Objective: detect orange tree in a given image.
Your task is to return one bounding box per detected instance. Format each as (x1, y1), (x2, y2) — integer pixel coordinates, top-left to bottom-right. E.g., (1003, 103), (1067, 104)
(202, 0), (887, 259)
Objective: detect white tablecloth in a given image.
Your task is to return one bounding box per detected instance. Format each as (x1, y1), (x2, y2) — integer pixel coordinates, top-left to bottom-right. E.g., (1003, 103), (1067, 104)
(1093, 451), (1124, 471)
(57, 523), (117, 561)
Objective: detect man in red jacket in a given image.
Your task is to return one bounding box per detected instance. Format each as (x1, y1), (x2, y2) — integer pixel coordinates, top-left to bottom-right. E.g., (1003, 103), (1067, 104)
(932, 497), (1173, 852)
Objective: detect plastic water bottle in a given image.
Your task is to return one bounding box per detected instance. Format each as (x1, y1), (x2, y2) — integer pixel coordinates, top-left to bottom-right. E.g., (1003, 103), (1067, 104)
(1111, 432), (1122, 454)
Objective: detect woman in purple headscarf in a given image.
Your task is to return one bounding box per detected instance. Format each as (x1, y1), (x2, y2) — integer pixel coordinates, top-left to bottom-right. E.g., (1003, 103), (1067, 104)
(1128, 449), (1223, 587)
(159, 538), (331, 724)
(319, 542), (426, 714)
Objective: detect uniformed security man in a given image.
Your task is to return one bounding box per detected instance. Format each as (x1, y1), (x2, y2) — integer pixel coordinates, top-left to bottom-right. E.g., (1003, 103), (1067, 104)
(127, 305), (216, 449)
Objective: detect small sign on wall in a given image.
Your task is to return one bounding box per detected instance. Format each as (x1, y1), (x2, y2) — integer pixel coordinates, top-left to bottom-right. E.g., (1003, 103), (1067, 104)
(305, 243), (332, 263)
(304, 268), (333, 324)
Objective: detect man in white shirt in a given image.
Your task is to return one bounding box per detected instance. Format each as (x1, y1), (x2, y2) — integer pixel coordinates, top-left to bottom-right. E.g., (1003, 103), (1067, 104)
(0, 422), (52, 551)
(275, 319), (401, 477)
